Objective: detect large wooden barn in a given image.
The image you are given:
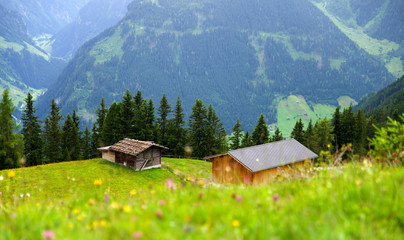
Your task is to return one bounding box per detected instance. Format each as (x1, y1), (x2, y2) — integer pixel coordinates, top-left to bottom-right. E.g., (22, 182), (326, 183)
(205, 139), (318, 185)
(98, 138), (167, 171)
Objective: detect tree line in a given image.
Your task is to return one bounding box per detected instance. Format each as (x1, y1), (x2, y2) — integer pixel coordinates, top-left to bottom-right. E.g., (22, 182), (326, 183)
(0, 87), (402, 170)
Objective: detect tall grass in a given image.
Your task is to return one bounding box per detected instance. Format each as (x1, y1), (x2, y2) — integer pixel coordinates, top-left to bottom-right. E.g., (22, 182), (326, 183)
(0, 159), (403, 239)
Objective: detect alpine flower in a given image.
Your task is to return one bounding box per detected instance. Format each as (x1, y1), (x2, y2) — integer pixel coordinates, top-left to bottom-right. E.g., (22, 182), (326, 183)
(232, 220), (240, 227)
(8, 171), (15, 178)
(94, 179), (102, 186)
(42, 230), (55, 239)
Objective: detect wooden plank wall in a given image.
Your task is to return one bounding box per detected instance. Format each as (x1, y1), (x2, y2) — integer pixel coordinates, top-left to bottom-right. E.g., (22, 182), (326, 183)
(213, 155), (310, 185)
(212, 154), (253, 184)
(102, 150), (115, 162)
(252, 161), (305, 185)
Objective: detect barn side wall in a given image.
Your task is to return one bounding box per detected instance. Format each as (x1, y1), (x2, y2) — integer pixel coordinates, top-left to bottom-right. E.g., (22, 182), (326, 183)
(212, 154), (253, 184)
(252, 161), (308, 185)
(101, 150), (115, 162)
(135, 147), (162, 169)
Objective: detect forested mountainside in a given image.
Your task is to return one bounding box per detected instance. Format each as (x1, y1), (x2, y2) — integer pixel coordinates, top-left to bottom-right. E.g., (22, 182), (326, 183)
(313, 0), (404, 43)
(50, 0), (131, 59)
(0, 3), (65, 114)
(36, 0), (393, 131)
(0, 0), (89, 36)
(356, 75), (404, 120)
(311, 0), (404, 78)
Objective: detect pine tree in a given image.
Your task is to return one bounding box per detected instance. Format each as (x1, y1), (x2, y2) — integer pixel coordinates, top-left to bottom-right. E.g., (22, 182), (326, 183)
(291, 118), (305, 144)
(207, 104), (227, 154)
(391, 109), (401, 122)
(92, 98), (108, 156)
(102, 102), (123, 145)
(166, 96), (186, 156)
(157, 94), (172, 146)
(229, 118), (243, 150)
(81, 126), (92, 160)
(0, 89), (24, 169)
(43, 99), (62, 163)
(341, 106), (355, 145)
(121, 89), (135, 138)
(313, 118), (334, 154)
(90, 123), (99, 157)
(133, 90), (143, 138)
(354, 109), (367, 156)
(331, 106), (342, 150)
(365, 115), (376, 151)
(188, 99), (209, 157)
(304, 119), (315, 150)
(252, 114), (269, 145)
(138, 99), (157, 141)
(270, 127), (284, 142)
(21, 92), (43, 166)
(241, 130), (253, 148)
(71, 109), (81, 160)
(62, 114), (74, 161)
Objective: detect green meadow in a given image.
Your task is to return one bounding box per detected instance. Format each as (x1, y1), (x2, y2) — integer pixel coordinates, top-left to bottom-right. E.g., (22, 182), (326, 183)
(1, 158), (403, 239)
(275, 95), (356, 136)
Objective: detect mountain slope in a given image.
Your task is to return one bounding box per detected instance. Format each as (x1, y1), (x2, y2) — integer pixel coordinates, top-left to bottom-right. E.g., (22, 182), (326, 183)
(0, 0), (90, 36)
(50, 0), (131, 59)
(311, 0), (404, 78)
(37, 0), (393, 130)
(356, 75), (404, 119)
(0, 3), (65, 113)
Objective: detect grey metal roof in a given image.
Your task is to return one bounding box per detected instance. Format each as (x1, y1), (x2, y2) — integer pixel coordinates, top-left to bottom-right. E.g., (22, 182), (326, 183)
(227, 138), (318, 172)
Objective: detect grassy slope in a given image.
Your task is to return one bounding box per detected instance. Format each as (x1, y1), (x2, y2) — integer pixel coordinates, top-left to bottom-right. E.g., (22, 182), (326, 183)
(275, 95), (356, 136)
(162, 157), (212, 179)
(0, 159), (179, 202)
(0, 160), (403, 239)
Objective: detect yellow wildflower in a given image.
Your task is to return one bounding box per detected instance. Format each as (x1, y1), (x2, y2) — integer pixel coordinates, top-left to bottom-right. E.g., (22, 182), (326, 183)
(110, 202), (119, 209)
(185, 215), (191, 222)
(72, 209), (80, 214)
(77, 216), (83, 221)
(327, 144), (330, 148)
(232, 220), (240, 227)
(355, 179), (362, 185)
(100, 220), (107, 227)
(8, 171), (15, 178)
(92, 221), (99, 228)
(130, 189), (137, 196)
(187, 176), (191, 181)
(123, 205), (132, 213)
(94, 179), (102, 186)
(150, 189), (156, 195)
(68, 223), (73, 229)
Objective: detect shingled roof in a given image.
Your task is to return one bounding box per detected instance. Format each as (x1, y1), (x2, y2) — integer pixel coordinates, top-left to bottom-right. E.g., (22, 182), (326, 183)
(109, 138), (167, 157)
(206, 138), (318, 172)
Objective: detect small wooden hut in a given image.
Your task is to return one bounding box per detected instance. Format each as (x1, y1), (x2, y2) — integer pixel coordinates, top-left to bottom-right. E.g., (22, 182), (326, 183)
(98, 138), (167, 171)
(205, 138), (317, 185)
